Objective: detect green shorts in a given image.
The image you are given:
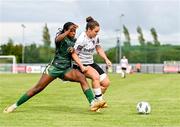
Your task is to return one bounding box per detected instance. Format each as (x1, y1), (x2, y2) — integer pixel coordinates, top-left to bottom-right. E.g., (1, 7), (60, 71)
(43, 64), (72, 79)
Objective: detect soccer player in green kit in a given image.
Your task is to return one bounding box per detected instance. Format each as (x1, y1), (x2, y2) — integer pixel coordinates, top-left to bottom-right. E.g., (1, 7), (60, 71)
(3, 22), (104, 113)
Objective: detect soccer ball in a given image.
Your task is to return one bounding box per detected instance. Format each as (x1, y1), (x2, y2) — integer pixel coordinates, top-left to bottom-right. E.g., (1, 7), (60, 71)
(136, 101), (151, 114)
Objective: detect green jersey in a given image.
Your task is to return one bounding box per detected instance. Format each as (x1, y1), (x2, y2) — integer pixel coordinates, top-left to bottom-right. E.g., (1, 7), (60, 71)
(52, 37), (75, 69)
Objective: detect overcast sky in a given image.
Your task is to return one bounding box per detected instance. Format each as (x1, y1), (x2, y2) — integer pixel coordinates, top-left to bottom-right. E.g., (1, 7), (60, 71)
(0, 0), (179, 49)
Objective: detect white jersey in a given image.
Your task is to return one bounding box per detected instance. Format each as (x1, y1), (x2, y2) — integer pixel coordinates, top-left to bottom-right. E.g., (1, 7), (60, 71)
(120, 58), (128, 68)
(74, 32), (101, 64)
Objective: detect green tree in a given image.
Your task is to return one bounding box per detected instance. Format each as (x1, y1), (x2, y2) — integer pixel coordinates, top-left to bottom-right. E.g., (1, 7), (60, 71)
(137, 26), (145, 46)
(42, 23), (51, 47)
(150, 27), (160, 46)
(123, 25), (131, 47)
(86, 44), (180, 64)
(1, 38), (14, 55)
(41, 23), (53, 62)
(25, 43), (40, 63)
(0, 38), (22, 63)
(146, 41), (153, 46)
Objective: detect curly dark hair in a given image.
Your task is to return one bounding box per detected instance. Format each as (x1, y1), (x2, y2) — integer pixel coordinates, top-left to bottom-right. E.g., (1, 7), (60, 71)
(61, 22), (75, 34)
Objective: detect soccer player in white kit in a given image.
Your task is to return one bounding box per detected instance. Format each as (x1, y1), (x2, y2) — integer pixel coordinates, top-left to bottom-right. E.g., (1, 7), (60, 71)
(120, 56), (128, 78)
(73, 17), (112, 108)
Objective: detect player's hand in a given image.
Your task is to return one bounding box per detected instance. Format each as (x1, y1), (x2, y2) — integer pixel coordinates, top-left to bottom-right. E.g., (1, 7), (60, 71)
(64, 24), (78, 35)
(67, 47), (75, 53)
(80, 66), (88, 73)
(105, 59), (112, 67)
(68, 24), (78, 32)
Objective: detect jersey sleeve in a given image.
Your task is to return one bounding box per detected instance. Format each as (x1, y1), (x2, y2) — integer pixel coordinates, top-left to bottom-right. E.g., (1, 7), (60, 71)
(95, 36), (101, 46)
(54, 28), (62, 45)
(74, 33), (85, 53)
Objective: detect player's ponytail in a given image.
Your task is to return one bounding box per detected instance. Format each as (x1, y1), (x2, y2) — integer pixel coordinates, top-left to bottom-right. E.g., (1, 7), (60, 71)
(86, 16), (94, 23)
(86, 16), (99, 30)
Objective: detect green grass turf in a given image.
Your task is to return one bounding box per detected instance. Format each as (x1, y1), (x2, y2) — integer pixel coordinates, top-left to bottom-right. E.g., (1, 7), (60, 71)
(1, 73), (180, 127)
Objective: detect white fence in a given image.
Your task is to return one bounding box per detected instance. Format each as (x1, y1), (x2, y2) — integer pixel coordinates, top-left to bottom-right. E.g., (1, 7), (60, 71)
(0, 64), (46, 74)
(1, 63), (180, 74)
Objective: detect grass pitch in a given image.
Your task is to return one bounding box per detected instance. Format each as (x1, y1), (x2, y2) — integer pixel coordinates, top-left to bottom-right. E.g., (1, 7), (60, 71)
(1, 73), (180, 127)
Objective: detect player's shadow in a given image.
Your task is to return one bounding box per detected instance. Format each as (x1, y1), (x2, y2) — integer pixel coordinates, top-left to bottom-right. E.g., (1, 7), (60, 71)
(30, 105), (104, 115)
(130, 112), (151, 116)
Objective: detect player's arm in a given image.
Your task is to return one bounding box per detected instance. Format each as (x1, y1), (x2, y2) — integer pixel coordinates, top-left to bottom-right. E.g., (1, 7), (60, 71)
(95, 45), (112, 67)
(55, 25), (78, 43)
(55, 31), (69, 42)
(70, 48), (87, 73)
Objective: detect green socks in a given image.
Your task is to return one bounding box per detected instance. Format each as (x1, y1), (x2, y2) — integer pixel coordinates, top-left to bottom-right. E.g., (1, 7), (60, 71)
(84, 88), (94, 104)
(16, 93), (31, 106)
(16, 89), (94, 107)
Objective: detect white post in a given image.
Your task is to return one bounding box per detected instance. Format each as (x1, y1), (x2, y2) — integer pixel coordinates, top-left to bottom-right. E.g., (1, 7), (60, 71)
(21, 24), (26, 63)
(0, 55), (17, 73)
(12, 56), (17, 73)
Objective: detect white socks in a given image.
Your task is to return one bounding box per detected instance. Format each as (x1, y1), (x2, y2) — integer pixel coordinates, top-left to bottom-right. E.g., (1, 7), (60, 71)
(11, 103), (18, 109)
(93, 88), (103, 101)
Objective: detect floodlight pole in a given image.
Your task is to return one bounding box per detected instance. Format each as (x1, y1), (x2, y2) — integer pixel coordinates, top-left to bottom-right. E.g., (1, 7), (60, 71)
(115, 29), (120, 63)
(21, 24), (26, 63)
(115, 14), (124, 63)
(119, 14), (124, 63)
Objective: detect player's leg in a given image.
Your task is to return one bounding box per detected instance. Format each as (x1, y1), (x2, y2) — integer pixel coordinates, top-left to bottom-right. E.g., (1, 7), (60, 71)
(63, 69), (105, 111)
(90, 63), (110, 94)
(63, 69), (93, 103)
(124, 70), (126, 78)
(121, 68), (125, 78)
(100, 75), (110, 94)
(73, 64), (104, 101)
(83, 66), (105, 101)
(89, 63), (110, 108)
(121, 68), (126, 78)
(4, 69), (55, 113)
(25, 74), (55, 100)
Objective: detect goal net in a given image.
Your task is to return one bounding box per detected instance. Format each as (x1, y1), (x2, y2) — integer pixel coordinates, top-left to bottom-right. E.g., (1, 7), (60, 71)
(0, 55), (17, 73)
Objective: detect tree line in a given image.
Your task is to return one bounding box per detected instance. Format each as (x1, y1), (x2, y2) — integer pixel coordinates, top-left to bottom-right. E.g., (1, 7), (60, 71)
(0, 24), (180, 63)
(0, 24), (54, 63)
(95, 25), (180, 63)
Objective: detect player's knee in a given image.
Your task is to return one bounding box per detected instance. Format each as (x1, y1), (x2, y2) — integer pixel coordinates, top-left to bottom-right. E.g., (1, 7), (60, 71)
(103, 81), (110, 88)
(101, 78), (110, 88)
(77, 73), (86, 82)
(105, 79), (110, 87)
